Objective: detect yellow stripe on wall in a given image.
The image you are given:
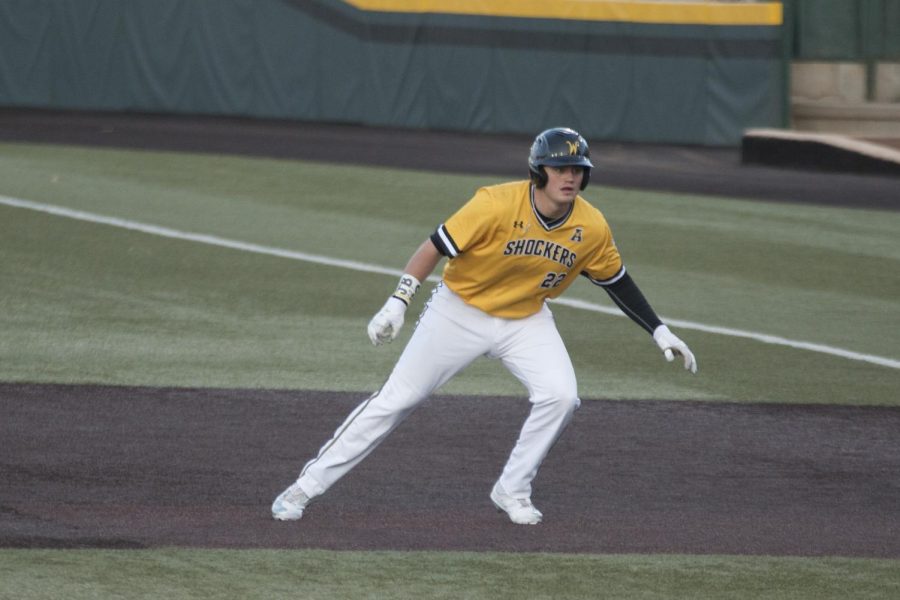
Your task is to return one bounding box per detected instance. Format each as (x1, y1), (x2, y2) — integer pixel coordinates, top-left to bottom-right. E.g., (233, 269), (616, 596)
(342, 0), (783, 26)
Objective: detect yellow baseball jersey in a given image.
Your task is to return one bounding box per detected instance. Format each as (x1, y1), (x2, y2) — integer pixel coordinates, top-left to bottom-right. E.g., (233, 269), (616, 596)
(430, 180), (624, 319)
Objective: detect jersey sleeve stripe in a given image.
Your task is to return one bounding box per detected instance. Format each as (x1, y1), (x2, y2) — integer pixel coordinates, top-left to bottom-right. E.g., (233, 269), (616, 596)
(581, 265), (627, 287)
(432, 224), (460, 258)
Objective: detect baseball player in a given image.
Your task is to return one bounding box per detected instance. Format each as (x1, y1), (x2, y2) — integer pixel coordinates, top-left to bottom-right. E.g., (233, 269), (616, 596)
(273, 127), (697, 525)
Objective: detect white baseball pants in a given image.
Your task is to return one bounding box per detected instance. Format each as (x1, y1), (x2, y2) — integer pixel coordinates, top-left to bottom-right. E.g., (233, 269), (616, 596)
(295, 283), (581, 500)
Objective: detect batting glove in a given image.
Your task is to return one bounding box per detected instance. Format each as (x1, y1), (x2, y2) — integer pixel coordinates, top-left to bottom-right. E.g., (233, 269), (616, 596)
(652, 325), (698, 374)
(366, 274), (421, 346)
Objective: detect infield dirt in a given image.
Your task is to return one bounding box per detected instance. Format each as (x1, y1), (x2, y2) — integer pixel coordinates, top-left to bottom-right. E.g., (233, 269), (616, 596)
(2, 383), (898, 557)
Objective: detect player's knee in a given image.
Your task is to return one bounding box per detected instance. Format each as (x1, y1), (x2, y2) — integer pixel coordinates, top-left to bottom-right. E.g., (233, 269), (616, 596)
(557, 391), (581, 415)
(536, 388), (580, 416)
(382, 371), (440, 412)
(557, 377), (580, 409)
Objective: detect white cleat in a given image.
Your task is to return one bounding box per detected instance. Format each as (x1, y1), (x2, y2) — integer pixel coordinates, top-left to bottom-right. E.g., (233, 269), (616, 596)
(490, 482), (542, 525)
(272, 482), (310, 521)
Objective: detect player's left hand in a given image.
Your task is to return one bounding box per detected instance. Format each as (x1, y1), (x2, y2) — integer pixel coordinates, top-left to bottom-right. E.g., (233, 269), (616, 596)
(652, 325), (697, 374)
(367, 297), (408, 345)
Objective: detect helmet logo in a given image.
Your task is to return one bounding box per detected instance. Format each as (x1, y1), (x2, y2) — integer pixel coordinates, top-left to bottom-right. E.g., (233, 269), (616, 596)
(565, 140), (579, 155)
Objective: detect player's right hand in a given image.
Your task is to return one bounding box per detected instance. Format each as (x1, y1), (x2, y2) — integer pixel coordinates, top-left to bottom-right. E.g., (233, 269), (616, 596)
(367, 297), (408, 345)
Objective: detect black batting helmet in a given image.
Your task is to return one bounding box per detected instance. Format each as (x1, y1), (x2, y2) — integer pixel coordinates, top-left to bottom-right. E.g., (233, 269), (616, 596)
(528, 127), (593, 190)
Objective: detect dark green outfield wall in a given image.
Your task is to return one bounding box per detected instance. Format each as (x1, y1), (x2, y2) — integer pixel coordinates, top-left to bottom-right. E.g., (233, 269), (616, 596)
(0, 0), (784, 146)
(787, 0), (900, 60)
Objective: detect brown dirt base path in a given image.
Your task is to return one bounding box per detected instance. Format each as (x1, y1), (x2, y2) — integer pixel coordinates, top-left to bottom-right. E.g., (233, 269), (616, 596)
(1, 383), (898, 557)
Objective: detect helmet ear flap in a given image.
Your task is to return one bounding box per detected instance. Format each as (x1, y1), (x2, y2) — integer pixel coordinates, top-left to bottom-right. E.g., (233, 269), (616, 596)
(580, 168), (591, 190)
(530, 166), (548, 189)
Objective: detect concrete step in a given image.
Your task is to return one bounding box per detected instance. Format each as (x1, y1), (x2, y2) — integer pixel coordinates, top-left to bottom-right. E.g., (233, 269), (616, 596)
(741, 127), (900, 177)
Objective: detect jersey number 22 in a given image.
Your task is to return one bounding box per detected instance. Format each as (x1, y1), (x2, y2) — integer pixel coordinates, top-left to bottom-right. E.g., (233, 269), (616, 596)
(540, 272), (567, 289)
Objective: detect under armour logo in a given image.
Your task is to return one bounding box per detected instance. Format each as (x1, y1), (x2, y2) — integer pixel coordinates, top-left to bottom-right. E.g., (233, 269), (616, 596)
(514, 221), (525, 229)
(570, 227), (583, 242)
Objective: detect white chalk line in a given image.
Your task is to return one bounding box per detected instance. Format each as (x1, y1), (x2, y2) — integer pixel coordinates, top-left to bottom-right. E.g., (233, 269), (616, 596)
(3, 195), (899, 371)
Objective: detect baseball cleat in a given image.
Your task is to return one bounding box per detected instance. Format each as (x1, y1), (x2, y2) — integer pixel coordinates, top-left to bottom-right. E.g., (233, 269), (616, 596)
(272, 482), (310, 521)
(490, 482), (542, 525)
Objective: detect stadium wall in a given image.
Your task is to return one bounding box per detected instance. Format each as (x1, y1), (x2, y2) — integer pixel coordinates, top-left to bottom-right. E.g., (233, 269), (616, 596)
(0, 0), (784, 146)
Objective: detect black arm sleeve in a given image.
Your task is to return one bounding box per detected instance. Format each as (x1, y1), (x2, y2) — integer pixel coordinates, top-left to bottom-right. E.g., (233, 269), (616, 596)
(599, 272), (663, 334)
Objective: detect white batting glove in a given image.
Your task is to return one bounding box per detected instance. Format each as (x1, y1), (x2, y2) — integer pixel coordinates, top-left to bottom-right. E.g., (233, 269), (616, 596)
(367, 297), (407, 345)
(366, 274), (421, 346)
(652, 325), (698, 374)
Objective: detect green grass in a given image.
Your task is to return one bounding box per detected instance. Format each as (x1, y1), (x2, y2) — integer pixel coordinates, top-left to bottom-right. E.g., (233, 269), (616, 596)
(1, 549), (898, 600)
(1, 142), (898, 403)
(1, 141), (899, 599)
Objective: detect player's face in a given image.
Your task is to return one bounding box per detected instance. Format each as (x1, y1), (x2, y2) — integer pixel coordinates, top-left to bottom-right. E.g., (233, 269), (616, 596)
(538, 166), (583, 216)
